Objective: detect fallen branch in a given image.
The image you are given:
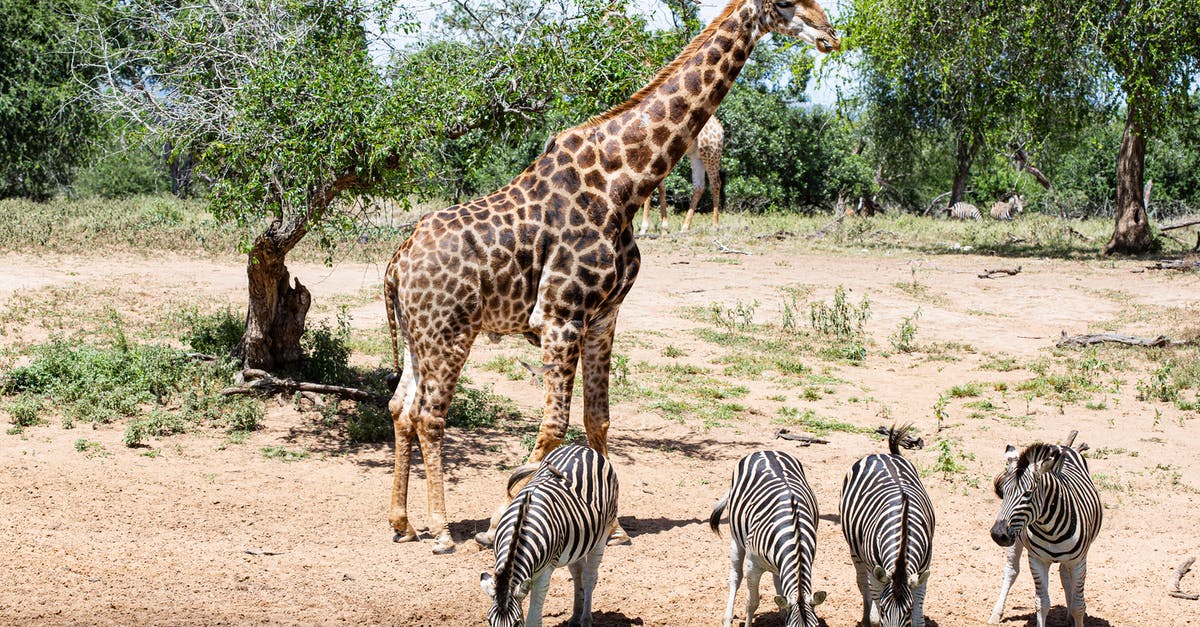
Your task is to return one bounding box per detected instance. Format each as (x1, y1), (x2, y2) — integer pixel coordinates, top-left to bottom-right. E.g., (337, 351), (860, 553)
(221, 370), (388, 406)
(1170, 556), (1198, 600)
(774, 429), (829, 446)
(755, 230), (796, 241)
(978, 266), (1022, 279)
(713, 239), (751, 255)
(807, 213), (845, 239)
(1161, 218), (1200, 232)
(1056, 331), (1174, 348)
(874, 426), (924, 450)
(1145, 259), (1200, 271)
(1064, 225), (1095, 242)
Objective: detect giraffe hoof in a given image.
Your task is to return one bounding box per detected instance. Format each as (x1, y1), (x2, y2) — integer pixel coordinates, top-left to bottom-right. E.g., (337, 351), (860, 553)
(474, 531), (496, 548)
(432, 538), (456, 554)
(392, 529), (418, 543)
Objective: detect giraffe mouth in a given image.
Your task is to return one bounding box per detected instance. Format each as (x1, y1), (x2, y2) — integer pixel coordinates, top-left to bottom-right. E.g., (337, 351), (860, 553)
(815, 33), (840, 53)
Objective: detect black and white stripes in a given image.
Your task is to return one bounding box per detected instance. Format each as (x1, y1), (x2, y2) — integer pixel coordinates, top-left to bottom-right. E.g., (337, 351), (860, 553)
(710, 450), (826, 627)
(480, 445), (619, 627)
(839, 425), (936, 627)
(988, 443), (1102, 627)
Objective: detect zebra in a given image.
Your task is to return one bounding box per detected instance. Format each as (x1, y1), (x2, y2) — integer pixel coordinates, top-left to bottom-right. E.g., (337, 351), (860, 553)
(479, 444), (619, 627)
(709, 450), (826, 627)
(946, 201), (981, 220)
(989, 195), (1024, 221)
(839, 425), (936, 627)
(988, 442), (1102, 627)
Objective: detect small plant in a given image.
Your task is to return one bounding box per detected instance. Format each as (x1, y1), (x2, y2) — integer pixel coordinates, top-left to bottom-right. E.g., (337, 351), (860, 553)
(612, 353), (631, 386)
(1137, 363), (1179, 403)
(480, 356), (528, 381)
(932, 439), (965, 477)
(661, 345), (685, 358)
(947, 383), (983, 398)
(180, 307), (245, 356)
(447, 378), (522, 429)
(301, 306), (352, 385)
(933, 394), (948, 431)
(261, 446), (309, 462)
(709, 300), (759, 331)
(773, 407), (865, 436)
(809, 286), (870, 340)
(5, 394), (44, 427)
(346, 402), (393, 444)
(74, 438), (108, 458)
(890, 308), (921, 353)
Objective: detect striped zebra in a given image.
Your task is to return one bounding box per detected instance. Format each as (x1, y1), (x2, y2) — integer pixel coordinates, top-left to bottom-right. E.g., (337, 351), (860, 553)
(946, 201), (981, 220)
(479, 445), (619, 627)
(840, 425), (936, 627)
(989, 443), (1102, 627)
(709, 450), (826, 627)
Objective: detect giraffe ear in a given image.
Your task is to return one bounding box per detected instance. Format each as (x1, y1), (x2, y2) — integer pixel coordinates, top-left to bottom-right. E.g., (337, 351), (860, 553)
(480, 572), (496, 598)
(872, 565), (891, 585)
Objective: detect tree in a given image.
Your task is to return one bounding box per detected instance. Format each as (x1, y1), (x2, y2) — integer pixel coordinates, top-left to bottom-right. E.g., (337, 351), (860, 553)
(1082, 0), (1200, 254)
(83, 0), (668, 372)
(0, 0), (103, 199)
(841, 0), (1103, 209)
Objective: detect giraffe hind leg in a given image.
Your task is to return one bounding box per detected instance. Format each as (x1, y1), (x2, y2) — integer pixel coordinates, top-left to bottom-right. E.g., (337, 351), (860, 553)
(388, 325), (420, 542)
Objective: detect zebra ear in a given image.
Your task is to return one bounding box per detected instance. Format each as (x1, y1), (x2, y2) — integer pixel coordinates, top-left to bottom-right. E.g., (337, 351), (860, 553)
(1038, 447), (1063, 475)
(808, 590), (827, 606)
(514, 578), (532, 600)
(480, 572), (496, 598)
(872, 565), (891, 585)
(774, 595), (791, 611)
(1004, 444), (1018, 471)
(908, 570), (930, 590)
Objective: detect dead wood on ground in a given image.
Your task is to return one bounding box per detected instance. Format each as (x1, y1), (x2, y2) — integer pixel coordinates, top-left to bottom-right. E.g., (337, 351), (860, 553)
(774, 429), (829, 446)
(221, 369), (388, 406)
(1170, 556), (1198, 600)
(978, 266), (1022, 279)
(1056, 331), (1176, 348)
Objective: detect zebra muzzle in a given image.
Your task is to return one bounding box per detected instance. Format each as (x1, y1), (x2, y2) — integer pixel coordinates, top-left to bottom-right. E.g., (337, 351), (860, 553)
(990, 521), (1016, 547)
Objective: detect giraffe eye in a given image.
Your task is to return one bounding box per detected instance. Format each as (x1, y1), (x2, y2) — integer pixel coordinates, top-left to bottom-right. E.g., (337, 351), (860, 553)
(775, 1), (795, 7)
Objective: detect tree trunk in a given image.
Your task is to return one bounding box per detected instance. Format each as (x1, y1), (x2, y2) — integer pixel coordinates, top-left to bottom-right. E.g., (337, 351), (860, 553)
(1103, 104), (1154, 255)
(236, 217), (311, 370)
(949, 136), (975, 206)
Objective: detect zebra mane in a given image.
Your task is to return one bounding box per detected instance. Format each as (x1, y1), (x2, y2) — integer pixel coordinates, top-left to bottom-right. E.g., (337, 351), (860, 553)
(892, 488), (910, 602)
(494, 490), (533, 603)
(1015, 443), (1061, 480)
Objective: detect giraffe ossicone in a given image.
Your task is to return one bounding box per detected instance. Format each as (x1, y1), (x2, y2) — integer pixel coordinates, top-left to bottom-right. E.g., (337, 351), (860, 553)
(383, 0), (839, 554)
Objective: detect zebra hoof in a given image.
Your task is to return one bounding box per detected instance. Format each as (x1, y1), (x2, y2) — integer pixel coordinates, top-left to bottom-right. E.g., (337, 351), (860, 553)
(606, 527), (631, 546)
(474, 531), (496, 548)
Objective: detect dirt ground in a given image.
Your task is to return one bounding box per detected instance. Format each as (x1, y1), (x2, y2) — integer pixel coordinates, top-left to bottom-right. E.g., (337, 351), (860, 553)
(2, 238), (1199, 626)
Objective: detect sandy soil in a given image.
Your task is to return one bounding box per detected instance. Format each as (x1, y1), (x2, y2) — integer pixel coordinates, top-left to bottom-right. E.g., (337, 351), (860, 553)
(2, 240), (1199, 626)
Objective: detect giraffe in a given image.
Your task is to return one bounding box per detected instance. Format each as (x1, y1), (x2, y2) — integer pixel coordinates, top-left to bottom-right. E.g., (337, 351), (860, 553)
(383, 0), (839, 554)
(638, 115), (726, 234)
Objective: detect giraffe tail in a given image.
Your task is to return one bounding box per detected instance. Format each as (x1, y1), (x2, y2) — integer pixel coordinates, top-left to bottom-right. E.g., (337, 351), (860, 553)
(383, 272), (402, 391)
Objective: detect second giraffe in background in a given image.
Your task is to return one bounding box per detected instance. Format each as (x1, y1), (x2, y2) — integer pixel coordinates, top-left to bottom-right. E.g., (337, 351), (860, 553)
(640, 116), (725, 234)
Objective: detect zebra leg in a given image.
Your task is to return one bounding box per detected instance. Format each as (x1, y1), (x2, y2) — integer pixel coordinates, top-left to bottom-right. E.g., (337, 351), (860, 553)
(1062, 558), (1087, 627)
(851, 556), (872, 627)
(569, 541), (608, 627)
(912, 579), (929, 627)
(988, 542), (1022, 624)
(744, 560), (765, 626)
(723, 539), (746, 627)
(523, 566), (556, 627)
(1027, 553), (1052, 627)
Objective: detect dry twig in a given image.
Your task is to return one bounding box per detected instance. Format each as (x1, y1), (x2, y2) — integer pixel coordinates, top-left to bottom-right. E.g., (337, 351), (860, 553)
(978, 266), (1022, 279)
(1170, 557), (1198, 600)
(221, 369), (387, 405)
(1056, 331), (1175, 348)
(774, 429), (829, 446)
(713, 239), (751, 255)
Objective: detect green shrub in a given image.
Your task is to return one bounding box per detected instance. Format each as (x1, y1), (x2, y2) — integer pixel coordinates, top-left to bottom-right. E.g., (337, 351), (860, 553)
(810, 286), (870, 340)
(347, 402), (393, 444)
(446, 378), (522, 429)
(301, 307), (352, 385)
(180, 308), (245, 356)
(4, 393), (44, 427)
(890, 309), (920, 353)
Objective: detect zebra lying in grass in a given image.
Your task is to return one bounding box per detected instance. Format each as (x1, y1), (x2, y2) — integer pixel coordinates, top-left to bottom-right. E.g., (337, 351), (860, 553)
(840, 425), (935, 627)
(945, 201), (982, 220)
(480, 445), (619, 627)
(989, 442), (1102, 627)
(710, 450), (826, 627)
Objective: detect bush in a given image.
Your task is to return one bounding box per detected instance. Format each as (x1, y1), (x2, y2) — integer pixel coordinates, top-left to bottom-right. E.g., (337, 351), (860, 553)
(301, 307), (352, 385)
(180, 308), (245, 357)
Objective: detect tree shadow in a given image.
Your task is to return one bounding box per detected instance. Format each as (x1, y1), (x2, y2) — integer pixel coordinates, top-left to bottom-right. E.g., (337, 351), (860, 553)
(1000, 607), (1112, 626)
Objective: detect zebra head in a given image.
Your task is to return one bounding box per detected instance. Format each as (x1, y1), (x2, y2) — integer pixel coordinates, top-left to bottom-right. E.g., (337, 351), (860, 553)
(479, 571), (529, 627)
(991, 443), (1063, 547)
(773, 590), (826, 627)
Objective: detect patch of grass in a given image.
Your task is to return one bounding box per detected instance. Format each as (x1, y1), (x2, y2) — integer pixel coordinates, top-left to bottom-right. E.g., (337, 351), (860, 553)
(661, 345), (685, 358)
(179, 307), (245, 357)
(979, 355), (1019, 372)
(773, 406), (866, 436)
(890, 308), (920, 353)
(446, 377), (523, 429)
(802, 387), (821, 401)
(947, 383), (983, 398)
(74, 438), (108, 458)
(4, 393), (44, 427)
(346, 402), (393, 444)
(300, 306), (353, 385)
(480, 355), (528, 381)
(1090, 472), (1127, 493)
(809, 285), (870, 340)
(1089, 447), (1138, 459)
(1137, 363), (1180, 403)
(261, 446), (310, 462)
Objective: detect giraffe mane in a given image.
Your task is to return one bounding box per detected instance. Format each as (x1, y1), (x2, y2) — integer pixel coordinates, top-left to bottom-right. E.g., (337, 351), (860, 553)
(579, 0), (744, 129)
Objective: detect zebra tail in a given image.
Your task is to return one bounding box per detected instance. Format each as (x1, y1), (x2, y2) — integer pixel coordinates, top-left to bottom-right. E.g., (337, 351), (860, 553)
(496, 490), (533, 602)
(888, 423), (915, 456)
(709, 491), (730, 535)
(893, 489), (911, 600)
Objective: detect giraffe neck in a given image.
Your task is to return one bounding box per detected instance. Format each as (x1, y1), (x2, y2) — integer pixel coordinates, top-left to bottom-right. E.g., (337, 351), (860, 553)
(563, 0), (763, 220)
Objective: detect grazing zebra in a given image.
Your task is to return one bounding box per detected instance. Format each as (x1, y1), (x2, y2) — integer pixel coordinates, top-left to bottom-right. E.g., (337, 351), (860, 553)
(989, 443), (1102, 627)
(946, 201), (981, 220)
(480, 445), (619, 627)
(840, 425), (936, 627)
(709, 450), (826, 627)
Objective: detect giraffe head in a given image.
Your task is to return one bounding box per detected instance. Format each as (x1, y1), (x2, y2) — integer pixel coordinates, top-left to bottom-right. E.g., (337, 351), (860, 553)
(756, 0), (841, 53)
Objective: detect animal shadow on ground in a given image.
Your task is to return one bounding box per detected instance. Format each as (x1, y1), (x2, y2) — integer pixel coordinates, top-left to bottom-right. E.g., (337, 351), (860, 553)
(1002, 608), (1112, 626)
(447, 516), (493, 544)
(735, 613), (831, 627)
(552, 611), (644, 626)
(819, 512), (841, 525)
(618, 515), (706, 539)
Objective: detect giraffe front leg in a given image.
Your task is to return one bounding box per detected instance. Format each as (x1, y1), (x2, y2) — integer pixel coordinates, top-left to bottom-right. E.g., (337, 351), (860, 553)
(581, 311), (629, 545)
(656, 183), (669, 231)
(989, 542), (1022, 624)
(528, 318), (583, 463)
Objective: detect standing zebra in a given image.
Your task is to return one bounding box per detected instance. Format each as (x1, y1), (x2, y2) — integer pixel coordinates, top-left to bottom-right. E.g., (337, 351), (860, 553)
(989, 443), (1102, 627)
(945, 201), (982, 220)
(480, 445), (619, 627)
(840, 425), (936, 627)
(709, 450), (826, 627)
